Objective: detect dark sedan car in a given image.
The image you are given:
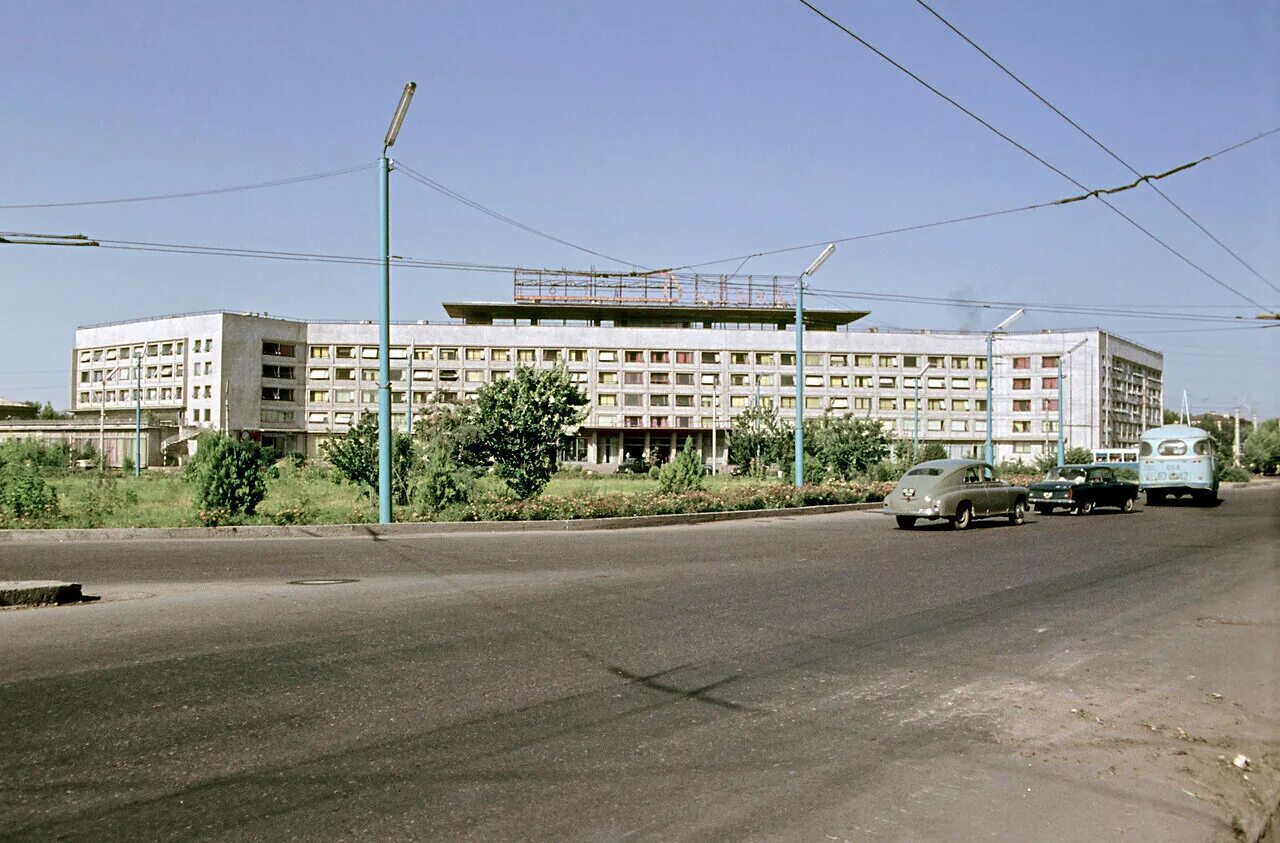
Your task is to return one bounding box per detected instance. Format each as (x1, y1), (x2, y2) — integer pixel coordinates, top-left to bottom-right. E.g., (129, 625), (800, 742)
(1029, 465), (1139, 515)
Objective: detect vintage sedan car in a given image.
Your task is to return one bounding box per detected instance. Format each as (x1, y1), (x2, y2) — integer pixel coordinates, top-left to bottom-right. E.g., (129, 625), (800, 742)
(883, 459), (1029, 530)
(1028, 465), (1139, 515)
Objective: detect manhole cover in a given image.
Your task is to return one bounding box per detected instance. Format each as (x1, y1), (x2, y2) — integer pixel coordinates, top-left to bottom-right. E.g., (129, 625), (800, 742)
(287, 578), (360, 586)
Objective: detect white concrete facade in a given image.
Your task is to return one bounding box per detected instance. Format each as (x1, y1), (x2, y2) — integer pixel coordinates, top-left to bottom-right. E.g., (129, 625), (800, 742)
(72, 309), (1164, 468)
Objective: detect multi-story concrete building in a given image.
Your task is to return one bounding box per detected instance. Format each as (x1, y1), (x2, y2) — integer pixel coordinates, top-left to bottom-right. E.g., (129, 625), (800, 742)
(69, 302), (1164, 469)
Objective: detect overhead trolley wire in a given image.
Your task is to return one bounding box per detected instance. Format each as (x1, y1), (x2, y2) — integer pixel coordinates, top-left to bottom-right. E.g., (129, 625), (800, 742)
(0, 163), (377, 210)
(911, 0), (1280, 298)
(791, 0), (1272, 310)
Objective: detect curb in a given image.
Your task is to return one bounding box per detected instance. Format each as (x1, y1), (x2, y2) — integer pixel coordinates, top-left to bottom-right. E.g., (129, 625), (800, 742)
(0, 501), (885, 544)
(0, 580), (83, 606)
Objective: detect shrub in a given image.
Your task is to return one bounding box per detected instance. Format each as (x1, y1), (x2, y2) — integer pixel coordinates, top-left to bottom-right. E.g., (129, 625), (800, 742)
(656, 439), (705, 495)
(919, 443), (948, 462)
(0, 439), (70, 469)
(1218, 464), (1251, 483)
(185, 432), (269, 518)
(413, 442), (474, 516)
(0, 460), (60, 519)
(803, 414), (895, 481)
(321, 412), (415, 505)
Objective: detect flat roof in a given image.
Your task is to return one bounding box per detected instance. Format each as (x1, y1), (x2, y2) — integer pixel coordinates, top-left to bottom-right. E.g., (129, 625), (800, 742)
(442, 301), (869, 329)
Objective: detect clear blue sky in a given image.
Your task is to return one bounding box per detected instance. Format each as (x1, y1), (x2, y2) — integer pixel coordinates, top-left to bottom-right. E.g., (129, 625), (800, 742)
(2, 0), (1277, 416)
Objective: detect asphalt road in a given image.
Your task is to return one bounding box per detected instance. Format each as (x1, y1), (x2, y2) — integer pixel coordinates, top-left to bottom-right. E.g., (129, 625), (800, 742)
(2, 486), (1276, 841)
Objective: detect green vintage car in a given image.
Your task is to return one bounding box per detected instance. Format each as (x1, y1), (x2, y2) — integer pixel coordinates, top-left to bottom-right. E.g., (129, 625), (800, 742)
(883, 459), (1029, 530)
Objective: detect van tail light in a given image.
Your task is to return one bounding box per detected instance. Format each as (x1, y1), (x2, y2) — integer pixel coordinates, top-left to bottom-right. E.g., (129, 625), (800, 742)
(1066, 487), (1073, 500)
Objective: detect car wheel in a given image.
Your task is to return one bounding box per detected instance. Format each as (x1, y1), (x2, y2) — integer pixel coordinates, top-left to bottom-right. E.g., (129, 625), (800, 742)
(952, 504), (972, 530)
(1009, 500), (1025, 525)
(895, 516), (917, 530)
(1075, 500), (1094, 516)
(1122, 496), (1135, 513)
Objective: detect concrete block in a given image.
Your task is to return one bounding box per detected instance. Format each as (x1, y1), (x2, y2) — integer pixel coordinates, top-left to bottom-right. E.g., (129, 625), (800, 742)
(0, 581), (84, 606)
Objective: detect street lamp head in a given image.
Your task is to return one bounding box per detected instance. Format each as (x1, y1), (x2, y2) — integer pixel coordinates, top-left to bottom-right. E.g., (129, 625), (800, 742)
(1066, 338), (1088, 355)
(803, 243), (836, 278)
(383, 82), (417, 152)
(920, 361), (933, 375)
(994, 308), (1025, 333)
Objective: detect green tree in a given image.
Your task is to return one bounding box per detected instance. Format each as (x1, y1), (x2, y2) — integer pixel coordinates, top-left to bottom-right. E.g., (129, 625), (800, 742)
(1242, 419), (1280, 475)
(728, 402), (792, 477)
(919, 442), (948, 462)
(1163, 408), (1182, 425)
(656, 438), (705, 494)
(470, 366), (587, 499)
(1064, 446), (1093, 465)
(321, 413), (416, 505)
(1193, 416), (1235, 463)
(803, 414), (895, 481)
(185, 431), (269, 518)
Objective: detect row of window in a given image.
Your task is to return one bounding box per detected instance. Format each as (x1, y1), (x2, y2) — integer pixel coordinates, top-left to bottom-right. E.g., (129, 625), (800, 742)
(78, 338), (216, 364)
(78, 387), (184, 403)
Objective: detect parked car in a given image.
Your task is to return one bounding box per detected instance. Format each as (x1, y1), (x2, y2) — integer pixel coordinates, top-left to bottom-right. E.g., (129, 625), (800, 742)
(1028, 465), (1139, 515)
(883, 459), (1029, 530)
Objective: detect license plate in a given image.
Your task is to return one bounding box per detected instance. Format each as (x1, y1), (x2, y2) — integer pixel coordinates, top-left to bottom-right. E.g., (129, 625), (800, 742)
(1042, 492), (1052, 498)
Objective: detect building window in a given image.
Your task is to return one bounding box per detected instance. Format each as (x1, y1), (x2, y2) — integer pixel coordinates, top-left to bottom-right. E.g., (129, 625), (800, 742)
(464, 371), (485, 383)
(438, 370), (459, 382)
(1012, 399), (1031, 412)
(514, 349), (534, 363)
(434, 348), (457, 361)
(675, 351), (693, 364)
(650, 372), (671, 385)
(701, 373), (720, 386)
(651, 394), (670, 407)
(262, 364), (296, 379)
(927, 419), (945, 431)
(878, 397), (897, 410)
(624, 394), (644, 407)
(755, 352), (775, 365)
(675, 372), (694, 386)
(335, 390), (355, 403)
(804, 353), (823, 366)
(927, 398), (945, 411)
(598, 371), (618, 384)
(780, 353), (795, 366)
(310, 346), (330, 359)
(543, 349), (562, 362)
(650, 350), (669, 364)
(624, 371), (644, 385)
(731, 373), (750, 387)
(598, 350), (618, 363)
(361, 369), (379, 382)
(1012, 420), (1032, 433)
(361, 390), (378, 403)
(830, 397), (848, 409)
(624, 350), (644, 363)
(261, 387), (295, 402)
(675, 394), (694, 407)
(780, 374), (794, 387)
(465, 348), (485, 361)
(951, 378), (970, 390)
(1013, 357), (1031, 369)
(309, 390), (330, 402)
(1042, 356), (1060, 368)
(701, 352), (720, 364)
(780, 396), (796, 409)
(805, 375), (823, 388)
(854, 354), (872, 368)
(598, 394), (617, 406)
(262, 341), (296, 358)
(804, 396), (821, 409)
(1012, 378), (1031, 390)
(951, 357), (969, 369)
(829, 375), (848, 388)
(727, 352), (747, 365)
(757, 374), (775, 387)
(951, 399), (969, 411)
(950, 419), (968, 432)
(1042, 398), (1059, 412)
(853, 375), (872, 388)
(878, 376), (897, 388)
(1042, 377), (1058, 390)
(335, 346), (355, 359)
(413, 348), (435, 361)
(879, 355), (897, 368)
(1043, 420), (1059, 432)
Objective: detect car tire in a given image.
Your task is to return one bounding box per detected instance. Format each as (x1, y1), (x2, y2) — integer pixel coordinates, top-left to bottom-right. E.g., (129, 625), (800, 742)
(1075, 500), (1094, 516)
(895, 516), (917, 530)
(952, 504), (972, 530)
(1009, 500), (1025, 525)
(1122, 496), (1135, 513)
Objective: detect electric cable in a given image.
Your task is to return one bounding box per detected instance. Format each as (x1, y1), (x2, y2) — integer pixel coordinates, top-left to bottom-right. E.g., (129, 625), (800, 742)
(911, 0), (1280, 297)
(792, 0), (1272, 310)
(0, 163), (376, 210)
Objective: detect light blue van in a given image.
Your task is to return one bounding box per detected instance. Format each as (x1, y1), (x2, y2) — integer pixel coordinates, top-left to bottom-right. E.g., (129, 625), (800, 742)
(1138, 424), (1218, 505)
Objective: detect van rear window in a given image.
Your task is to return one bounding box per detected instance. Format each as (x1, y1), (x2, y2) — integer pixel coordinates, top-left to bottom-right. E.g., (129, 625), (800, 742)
(1157, 440), (1187, 456)
(906, 467), (943, 476)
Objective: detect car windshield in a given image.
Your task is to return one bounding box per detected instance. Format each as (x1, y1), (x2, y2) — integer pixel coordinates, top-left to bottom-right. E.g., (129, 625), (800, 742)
(1045, 467), (1086, 482)
(905, 467), (944, 477)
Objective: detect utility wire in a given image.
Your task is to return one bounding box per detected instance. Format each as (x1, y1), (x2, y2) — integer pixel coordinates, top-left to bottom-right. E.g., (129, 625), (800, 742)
(792, 0), (1271, 310)
(911, 0), (1280, 297)
(394, 161), (648, 270)
(666, 126), (1272, 273)
(0, 163), (376, 210)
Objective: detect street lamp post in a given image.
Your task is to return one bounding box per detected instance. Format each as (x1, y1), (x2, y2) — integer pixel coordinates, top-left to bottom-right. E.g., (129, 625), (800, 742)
(913, 361), (932, 458)
(133, 351), (142, 478)
(1056, 338), (1087, 465)
(377, 82), (416, 524)
(985, 308), (1024, 465)
(794, 244), (835, 487)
